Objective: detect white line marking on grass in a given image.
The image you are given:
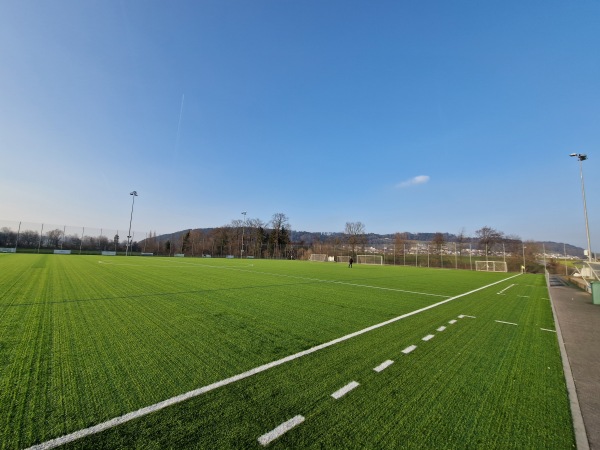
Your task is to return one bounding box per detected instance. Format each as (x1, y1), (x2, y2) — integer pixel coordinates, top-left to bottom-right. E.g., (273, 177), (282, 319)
(517, 295), (530, 298)
(495, 320), (518, 326)
(402, 345), (417, 354)
(462, 315), (476, 318)
(497, 284), (515, 295)
(161, 259), (452, 298)
(258, 415), (305, 446)
(331, 381), (360, 399)
(422, 335), (434, 341)
(448, 319), (457, 324)
(27, 273), (522, 450)
(437, 326), (446, 332)
(374, 360), (394, 372)
(541, 328), (557, 333)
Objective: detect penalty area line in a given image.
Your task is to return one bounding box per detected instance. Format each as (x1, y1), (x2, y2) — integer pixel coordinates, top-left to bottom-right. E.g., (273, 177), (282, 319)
(27, 273), (521, 450)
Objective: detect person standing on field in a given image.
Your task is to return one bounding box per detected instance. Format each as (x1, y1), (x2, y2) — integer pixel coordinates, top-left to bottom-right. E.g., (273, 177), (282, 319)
(348, 257), (353, 268)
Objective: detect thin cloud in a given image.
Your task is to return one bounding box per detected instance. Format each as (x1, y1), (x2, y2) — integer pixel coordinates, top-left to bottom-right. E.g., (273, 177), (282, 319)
(396, 175), (430, 188)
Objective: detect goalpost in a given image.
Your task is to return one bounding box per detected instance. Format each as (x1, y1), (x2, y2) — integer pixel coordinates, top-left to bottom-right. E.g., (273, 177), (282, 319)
(337, 255), (350, 263)
(357, 255), (383, 265)
(475, 261), (508, 272)
(309, 254), (327, 262)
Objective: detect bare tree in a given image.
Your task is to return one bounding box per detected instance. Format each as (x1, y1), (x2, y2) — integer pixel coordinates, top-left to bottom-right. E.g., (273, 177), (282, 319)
(270, 213), (290, 258)
(432, 232), (445, 267)
(394, 232), (408, 264)
(475, 226), (504, 256)
(46, 229), (62, 248)
(345, 222), (366, 256)
(456, 227), (467, 257)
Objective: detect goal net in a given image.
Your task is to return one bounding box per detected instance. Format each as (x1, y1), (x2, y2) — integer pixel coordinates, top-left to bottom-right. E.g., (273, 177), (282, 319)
(309, 254), (327, 262)
(475, 261), (508, 272)
(337, 255), (350, 263)
(357, 255), (383, 265)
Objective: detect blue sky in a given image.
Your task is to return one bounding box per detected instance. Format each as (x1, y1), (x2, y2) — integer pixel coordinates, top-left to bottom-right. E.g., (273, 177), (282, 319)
(1, 1), (599, 250)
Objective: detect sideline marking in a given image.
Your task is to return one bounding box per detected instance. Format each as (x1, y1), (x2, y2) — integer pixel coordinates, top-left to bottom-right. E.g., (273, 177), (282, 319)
(332, 381), (360, 399)
(495, 320), (518, 326)
(402, 345), (417, 354)
(422, 334), (434, 341)
(437, 326), (446, 332)
(27, 273), (521, 450)
(373, 360), (394, 372)
(258, 415), (305, 446)
(541, 328), (557, 333)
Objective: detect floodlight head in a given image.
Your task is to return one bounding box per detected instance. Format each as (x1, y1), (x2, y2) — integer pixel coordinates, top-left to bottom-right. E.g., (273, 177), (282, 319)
(570, 153), (588, 161)
(130, 191), (138, 196)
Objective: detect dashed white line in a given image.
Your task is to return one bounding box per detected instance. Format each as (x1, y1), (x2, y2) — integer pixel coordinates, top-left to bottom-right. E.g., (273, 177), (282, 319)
(402, 345), (417, 354)
(437, 326), (446, 332)
(541, 328), (556, 333)
(422, 334), (435, 341)
(373, 360), (394, 373)
(448, 319), (457, 324)
(258, 415), (305, 446)
(495, 320), (518, 326)
(331, 381), (360, 399)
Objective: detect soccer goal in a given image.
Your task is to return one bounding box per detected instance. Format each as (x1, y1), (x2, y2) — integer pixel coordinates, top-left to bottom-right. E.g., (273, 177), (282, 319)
(309, 254), (327, 262)
(337, 255), (350, 263)
(357, 255), (383, 265)
(475, 261), (508, 272)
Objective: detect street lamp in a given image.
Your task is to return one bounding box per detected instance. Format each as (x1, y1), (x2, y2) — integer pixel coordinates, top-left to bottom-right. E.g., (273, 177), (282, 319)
(241, 211), (247, 259)
(126, 191), (138, 256)
(569, 153), (593, 263)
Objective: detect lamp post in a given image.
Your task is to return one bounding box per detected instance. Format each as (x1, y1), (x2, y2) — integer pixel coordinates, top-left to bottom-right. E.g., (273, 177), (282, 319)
(126, 191), (138, 256)
(569, 153), (593, 263)
(241, 211), (247, 259)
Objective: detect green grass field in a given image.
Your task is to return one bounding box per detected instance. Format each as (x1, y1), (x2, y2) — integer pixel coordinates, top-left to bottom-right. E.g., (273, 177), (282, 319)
(0, 254), (574, 449)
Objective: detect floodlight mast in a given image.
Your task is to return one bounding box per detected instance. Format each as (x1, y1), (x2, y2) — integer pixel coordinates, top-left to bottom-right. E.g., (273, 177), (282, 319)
(241, 211), (247, 258)
(126, 191), (138, 256)
(569, 154), (592, 263)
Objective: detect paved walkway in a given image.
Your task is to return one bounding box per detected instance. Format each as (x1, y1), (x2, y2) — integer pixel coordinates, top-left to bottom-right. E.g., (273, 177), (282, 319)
(548, 276), (600, 450)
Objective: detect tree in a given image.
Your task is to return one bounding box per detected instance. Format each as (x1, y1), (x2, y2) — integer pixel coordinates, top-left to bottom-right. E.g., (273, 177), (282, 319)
(345, 222), (366, 256)
(46, 229), (62, 248)
(394, 232), (408, 264)
(475, 226), (504, 256)
(432, 232), (446, 267)
(270, 213), (290, 258)
(0, 227), (17, 247)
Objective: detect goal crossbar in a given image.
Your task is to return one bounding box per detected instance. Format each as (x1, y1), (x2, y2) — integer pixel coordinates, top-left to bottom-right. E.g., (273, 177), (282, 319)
(357, 255), (383, 265)
(475, 260), (508, 272)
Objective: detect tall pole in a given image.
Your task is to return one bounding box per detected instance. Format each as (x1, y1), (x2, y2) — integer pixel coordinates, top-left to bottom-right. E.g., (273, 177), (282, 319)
(126, 191), (138, 256)
(241, 211), (247, 259)
(522, 243), (526, 274)
(570, 154), (592, 263)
